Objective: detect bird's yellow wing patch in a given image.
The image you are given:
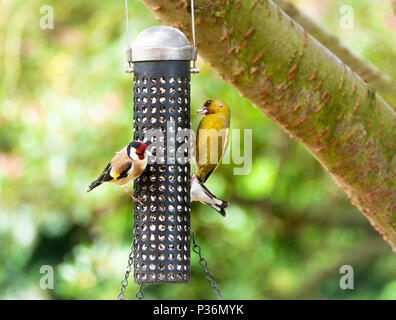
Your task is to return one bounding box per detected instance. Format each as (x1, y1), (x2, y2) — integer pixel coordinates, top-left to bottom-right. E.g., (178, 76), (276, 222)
(112, 172), (120, 180)
(212, 127), (230, 174)
(196, 118), (230, 182)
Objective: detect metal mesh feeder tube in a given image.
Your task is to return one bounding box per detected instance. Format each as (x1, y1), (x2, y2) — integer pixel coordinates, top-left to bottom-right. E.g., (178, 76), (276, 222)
(131, 26), (194, 284)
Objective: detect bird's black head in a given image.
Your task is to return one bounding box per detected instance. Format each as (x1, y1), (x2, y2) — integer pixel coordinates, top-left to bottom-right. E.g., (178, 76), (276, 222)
(127, 141), (147, 160)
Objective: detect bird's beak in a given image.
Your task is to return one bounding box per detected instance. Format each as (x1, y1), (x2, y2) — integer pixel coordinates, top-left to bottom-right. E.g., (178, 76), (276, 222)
(196, 105), (208, 115)
(145, 150), (153, 157)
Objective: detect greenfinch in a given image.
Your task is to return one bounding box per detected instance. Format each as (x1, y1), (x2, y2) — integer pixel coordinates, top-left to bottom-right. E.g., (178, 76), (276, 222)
(195, 99), (231, 183)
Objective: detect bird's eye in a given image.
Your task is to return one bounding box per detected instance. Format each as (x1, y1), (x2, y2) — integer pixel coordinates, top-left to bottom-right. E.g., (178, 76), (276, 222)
(204, 100), (212, 107)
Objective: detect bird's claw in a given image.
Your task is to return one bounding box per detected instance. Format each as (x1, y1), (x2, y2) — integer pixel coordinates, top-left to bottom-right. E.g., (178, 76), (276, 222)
(132, 196), (144, 206)
(190, 172), (195, 187)
(123, 186), (144, 206)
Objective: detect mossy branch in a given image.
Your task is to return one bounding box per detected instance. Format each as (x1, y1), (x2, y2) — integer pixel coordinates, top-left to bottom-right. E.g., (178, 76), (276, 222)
(141, 0), (396, 252)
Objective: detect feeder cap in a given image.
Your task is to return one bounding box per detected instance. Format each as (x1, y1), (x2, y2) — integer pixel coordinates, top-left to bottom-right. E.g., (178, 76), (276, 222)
(132, 25), (194, 62)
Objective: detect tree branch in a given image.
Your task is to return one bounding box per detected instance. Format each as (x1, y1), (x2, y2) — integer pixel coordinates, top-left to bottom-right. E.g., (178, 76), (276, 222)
(141, 0), (396, 251)
(274, 0), (396, 108)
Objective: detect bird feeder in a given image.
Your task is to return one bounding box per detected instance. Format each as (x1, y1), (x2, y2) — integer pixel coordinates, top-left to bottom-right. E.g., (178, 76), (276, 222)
(130, 25), (198, 284)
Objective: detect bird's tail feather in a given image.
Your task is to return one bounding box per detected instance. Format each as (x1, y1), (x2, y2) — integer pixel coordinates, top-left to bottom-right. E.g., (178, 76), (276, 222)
(199, 181), (229, 217)
(87, 179), (102, 192)
(208, 200), (228, 217)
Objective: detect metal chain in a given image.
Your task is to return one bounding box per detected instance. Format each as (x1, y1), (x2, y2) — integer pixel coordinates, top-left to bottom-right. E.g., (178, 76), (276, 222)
(191, 230), (223, 300)
(118, 229), (220, 299)
(117, 229), (144, 300)
(136, 283), (144, 300)
(117, 236), (135, 300)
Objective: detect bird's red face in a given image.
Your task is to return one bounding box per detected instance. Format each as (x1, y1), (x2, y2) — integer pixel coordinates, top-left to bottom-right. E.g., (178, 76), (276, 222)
(136, 142), (147, 160)
(127, 141), (148, 160)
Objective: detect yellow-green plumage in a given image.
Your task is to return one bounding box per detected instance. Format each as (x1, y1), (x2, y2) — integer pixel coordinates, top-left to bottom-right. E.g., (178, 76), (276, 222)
(195, 99), (231, 183)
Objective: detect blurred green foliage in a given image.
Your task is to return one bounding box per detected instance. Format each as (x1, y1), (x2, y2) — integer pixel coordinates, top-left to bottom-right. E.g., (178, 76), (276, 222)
(0, 0), (395, 299)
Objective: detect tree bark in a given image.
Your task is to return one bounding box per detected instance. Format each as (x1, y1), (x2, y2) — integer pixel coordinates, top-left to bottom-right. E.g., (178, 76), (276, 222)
(274, 0), (396, 108)
(141, 0), (396, 251)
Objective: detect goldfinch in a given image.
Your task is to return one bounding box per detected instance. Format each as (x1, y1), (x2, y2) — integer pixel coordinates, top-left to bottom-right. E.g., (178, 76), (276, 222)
(87, 141), (151, 204)
(190, 173), (228, 217)
(195, 99), (231, 183)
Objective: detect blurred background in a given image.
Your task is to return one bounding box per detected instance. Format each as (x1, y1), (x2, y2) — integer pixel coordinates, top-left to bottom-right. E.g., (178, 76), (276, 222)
(0, 0), (395, 299)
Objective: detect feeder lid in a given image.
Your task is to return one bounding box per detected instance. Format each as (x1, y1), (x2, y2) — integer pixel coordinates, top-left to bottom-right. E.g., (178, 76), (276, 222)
(132, 25), (194, 62)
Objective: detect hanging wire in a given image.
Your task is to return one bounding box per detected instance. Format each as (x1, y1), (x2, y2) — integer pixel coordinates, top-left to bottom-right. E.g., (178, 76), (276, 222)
(191, 230), (223, 300)
(190, 0), (199, 73)
(125, 0), (198, 73)
(125, 0), (133, 73)
(191, 0), (196, 48)
(125, 0), (131, 50)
